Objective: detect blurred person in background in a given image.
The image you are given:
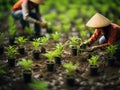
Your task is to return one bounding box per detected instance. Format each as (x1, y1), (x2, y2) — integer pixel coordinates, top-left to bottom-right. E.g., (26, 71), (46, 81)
(11, 0), (47, 37)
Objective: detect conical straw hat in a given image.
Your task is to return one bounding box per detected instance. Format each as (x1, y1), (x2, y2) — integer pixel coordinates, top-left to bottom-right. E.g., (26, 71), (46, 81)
(30, 0), (45, 5)
(86, 13), (111, 28)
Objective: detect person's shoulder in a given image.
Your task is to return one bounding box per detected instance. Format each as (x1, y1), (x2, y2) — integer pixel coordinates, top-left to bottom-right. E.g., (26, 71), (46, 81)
(111, 23), (120, 29)
(22, 0), (29, 2)
(111, 23), (120, 26)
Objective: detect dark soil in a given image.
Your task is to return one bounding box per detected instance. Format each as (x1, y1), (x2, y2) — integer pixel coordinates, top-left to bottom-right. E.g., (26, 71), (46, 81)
(0, 14), (120, 90)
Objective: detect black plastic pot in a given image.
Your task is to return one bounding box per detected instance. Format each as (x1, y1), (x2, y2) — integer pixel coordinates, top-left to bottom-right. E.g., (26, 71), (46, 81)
(89, 65), (98, 76)
(66, 75), (75, 86)
(8, 57), (16, 67)
(9, 37), (15, 45)
(108, 58), (115, 66)
(0, 45), (4, 55)
(18, 47), (25, 54)
(29, 35), (35, 41)
(54, 56), (61, 65)
(33, 50), (40, 60)
(46, 61), (54, 72)
(40, 46), (46, 53)
(71, 47), (77, 56)
(23, 70), (32, 83)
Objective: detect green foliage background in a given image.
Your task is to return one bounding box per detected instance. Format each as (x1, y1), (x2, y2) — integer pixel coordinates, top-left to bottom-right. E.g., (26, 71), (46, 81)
(0, 0), (120, 23)
(0, 0), (120, 38)
(41, 0), (120, 24)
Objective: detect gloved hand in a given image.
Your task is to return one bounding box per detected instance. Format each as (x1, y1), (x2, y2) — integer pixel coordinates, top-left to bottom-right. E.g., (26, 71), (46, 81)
(80, 41), (89, 48)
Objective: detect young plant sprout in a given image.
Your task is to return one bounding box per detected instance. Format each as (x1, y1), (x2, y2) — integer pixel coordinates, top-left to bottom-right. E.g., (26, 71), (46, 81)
(29, 81), (48, 90)
(88, 55), (99, 76)
(40, 36), (49, 46)
(53, 25), (62, 32)
(18, 58), (33, 70)
(63, 24), (70, 33)
(8, 25), (16, 37)
(69, 36), (81, 48)
(106, 45), (118, 59)
(54, 43), (64, 57)
(43, 51), (55, 63)
(88, 55), (99, 66)
(15, 36), (28, 47)
(5, 45), (17, 58)
(25, 27), (34, 36)
(8, 16), (16, 45)
(63, 62), (78, 76)
(51, 32), (61, 42)
(32, 38), (40, 51)
(18, 58), (33, 83)
(8, 16), (15, 28)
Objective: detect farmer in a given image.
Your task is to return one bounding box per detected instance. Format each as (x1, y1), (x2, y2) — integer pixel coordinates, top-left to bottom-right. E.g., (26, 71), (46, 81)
(80, 13), (120, 51)
(11, 0), (47, 36)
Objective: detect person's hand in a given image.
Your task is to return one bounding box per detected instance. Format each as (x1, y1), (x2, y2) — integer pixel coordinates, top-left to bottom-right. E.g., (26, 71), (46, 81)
(37, 21), (47, 28)
(89, 46), (98, 51)
(80, 41), (89, 48)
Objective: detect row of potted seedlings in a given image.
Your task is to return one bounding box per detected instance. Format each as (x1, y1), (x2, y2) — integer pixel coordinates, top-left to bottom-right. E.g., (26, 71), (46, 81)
(0, 31), (119, 87)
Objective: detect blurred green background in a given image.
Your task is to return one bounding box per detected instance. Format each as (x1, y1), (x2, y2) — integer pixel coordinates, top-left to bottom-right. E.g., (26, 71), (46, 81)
(0, 0), (120, 39)
(0, 0), (120, 23)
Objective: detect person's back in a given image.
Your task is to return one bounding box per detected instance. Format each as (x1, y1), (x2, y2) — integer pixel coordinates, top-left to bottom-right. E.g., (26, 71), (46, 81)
(11, 0), (25, 12)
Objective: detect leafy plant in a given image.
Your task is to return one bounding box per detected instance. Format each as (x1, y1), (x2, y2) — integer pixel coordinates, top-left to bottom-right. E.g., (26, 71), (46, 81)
(0, 32), (5, 44)
(106, 45), (118, 59)
(5, 45), (17, 58)
(43, 51), (55, 63)
(63, 62), (78, 76)
(18, 58), (33, 70)
(15, 36), (28, 47)
(51, 32), (61, 42)
(25, 27), (34, 36)
(54, 43), (64, 57)
(9, 25), (16, 37)
(53, 25), (62, 32)
(29, 81), (48, 90)
(88, 55), (99, 66)
(40, 37), (49, 46)
(69, 36), (81, 47)
(32, 38), (40, 50)
(8, 16), (16, 37)
(63, 24), (70, 33)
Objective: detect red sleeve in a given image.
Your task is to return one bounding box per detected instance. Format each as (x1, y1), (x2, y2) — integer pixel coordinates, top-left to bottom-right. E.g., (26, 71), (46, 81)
(88, 29), (101, 43)
(11, 0), (28, 11)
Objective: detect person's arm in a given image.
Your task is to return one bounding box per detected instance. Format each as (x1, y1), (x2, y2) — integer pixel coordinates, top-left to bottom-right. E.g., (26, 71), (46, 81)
(88, 29), (101, 44)
(22, 1), (46, 27)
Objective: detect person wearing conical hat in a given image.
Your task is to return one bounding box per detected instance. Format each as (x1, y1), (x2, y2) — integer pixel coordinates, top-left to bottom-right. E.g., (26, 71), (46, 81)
(11, 0), (46, 37)
(80, 13), (120, 51)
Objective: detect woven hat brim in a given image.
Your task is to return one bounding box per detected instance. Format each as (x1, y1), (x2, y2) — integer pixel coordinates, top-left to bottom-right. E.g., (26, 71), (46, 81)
(86, 13), (111, 28)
